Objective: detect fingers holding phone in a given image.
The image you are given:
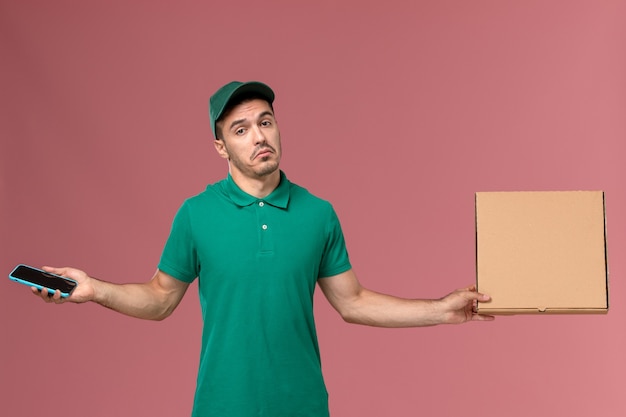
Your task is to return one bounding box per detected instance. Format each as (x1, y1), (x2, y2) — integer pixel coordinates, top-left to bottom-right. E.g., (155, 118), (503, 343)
(32, 286), (66, 303)
(40, 266), (95, 304)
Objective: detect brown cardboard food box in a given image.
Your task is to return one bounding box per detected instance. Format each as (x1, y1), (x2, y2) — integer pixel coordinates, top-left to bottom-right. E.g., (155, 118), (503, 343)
(475, 191), (608, 314)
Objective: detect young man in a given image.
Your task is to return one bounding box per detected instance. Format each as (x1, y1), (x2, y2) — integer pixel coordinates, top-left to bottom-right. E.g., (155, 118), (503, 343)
(36, 81), (493, 417)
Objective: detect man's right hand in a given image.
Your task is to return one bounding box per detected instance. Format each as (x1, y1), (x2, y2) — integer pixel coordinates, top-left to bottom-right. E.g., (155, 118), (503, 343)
(32, 266), (95, 304)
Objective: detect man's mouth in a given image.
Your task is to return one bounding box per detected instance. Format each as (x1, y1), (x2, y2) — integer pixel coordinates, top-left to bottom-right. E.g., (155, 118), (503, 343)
(253, 148), (273, 160)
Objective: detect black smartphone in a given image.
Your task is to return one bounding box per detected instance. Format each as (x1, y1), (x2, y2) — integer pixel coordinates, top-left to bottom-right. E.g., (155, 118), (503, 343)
(9, 264), (78, 297)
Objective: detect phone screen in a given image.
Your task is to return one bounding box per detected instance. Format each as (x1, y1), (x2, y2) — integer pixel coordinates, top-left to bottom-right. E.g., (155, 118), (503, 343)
(10, 265), (77, 294)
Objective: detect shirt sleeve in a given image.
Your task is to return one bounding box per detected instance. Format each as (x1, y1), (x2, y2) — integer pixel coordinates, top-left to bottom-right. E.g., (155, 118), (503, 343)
(158, 201), (198, 283)
(318, 204), (352, 278)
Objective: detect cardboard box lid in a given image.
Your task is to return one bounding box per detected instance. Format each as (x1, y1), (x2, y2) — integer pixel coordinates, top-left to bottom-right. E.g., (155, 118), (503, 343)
(476, 191), (608, 314)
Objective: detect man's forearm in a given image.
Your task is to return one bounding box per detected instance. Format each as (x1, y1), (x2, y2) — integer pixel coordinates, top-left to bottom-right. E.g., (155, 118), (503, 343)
(339, 288), (446, 328)
(91, 278), (177, 321)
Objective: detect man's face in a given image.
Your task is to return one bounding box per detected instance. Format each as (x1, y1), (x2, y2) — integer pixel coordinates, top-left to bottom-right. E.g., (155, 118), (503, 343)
(214, 99), (282, 180)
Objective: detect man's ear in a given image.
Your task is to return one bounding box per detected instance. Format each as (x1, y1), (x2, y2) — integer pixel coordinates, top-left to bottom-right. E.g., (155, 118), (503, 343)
(214, 139), (229, 160)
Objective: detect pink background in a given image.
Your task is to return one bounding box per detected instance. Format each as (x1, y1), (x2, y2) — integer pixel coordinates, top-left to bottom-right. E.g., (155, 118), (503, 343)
(1, 1), (624, 416)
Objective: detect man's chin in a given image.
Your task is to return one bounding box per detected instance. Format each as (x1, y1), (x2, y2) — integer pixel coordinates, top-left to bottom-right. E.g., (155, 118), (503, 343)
(255, 161), (280, 177)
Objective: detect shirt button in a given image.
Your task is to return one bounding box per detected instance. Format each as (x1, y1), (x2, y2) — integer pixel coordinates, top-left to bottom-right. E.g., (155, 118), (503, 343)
(262, 224), (268, 230)
(259, 202), (265, 207)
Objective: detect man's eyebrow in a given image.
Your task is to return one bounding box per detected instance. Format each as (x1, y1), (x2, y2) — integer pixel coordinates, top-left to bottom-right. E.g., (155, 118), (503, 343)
(228, 118), (247, 130)
(228, 111), (274, 130)
(258, 110), (274, 119)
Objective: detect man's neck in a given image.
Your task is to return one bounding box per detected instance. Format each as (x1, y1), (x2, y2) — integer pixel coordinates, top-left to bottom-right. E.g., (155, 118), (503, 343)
(229, 169), (281, 199)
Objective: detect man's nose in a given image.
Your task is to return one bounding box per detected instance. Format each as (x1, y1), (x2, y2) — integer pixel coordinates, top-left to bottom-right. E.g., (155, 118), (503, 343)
(252, 126), (267, 144)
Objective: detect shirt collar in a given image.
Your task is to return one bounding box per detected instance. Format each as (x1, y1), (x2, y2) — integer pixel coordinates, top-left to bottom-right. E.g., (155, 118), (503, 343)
(224, 171), (290, 209)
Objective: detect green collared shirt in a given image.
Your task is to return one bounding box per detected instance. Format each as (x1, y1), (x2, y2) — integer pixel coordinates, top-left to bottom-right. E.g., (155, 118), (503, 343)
(159, 171), (351, 417)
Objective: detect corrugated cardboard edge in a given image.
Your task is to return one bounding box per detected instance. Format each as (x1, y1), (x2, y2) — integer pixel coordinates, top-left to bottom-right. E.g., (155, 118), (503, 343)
(475, 191), (610, 315)
(603, 191), (611, 312)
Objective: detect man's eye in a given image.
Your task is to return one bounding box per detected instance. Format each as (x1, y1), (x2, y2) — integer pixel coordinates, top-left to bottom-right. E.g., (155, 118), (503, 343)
(261, 120), (271, 127)
(235, 128), (245, 135)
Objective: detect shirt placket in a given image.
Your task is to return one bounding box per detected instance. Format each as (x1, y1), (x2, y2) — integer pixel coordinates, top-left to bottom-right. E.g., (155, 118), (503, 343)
(256, 200), (274, 254)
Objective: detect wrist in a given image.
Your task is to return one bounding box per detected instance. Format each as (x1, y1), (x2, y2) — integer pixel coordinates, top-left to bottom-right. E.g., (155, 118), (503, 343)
(432, 298), (452, 325)
(89, 277), (107, 305)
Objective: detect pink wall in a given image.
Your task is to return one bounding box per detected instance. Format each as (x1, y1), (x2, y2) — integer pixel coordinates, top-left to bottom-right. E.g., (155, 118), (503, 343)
(1, 1), (624, 416)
